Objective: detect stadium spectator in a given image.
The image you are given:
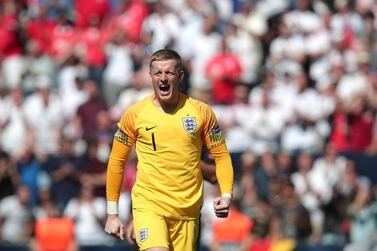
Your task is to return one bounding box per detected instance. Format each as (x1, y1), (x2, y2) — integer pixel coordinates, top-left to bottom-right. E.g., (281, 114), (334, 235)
(141, 1), (180, 53)
(311, 142), (347, 200)
(15, 142), (46, 207)
(0, 150), (18, 201)
(211, 198), (253, 251)
(0, 184), (33, 244)
(225, 17), (262, 84)
(0, 0), (25, 89)
(232, 1), (268, 38)
(290, 151), (325, 241)
(64, 183), (110, 246)
(211, 84), (254, 155)
(322, 160), (369, 245)
(276, 179), (312, 241)
(205, 37), (243, 104)
(74, 0), (110, 29)
(23, 74), (64, 156)
(343, 179), (377, 251)
(281, 105), (328, 155)
(102, 29), (134, 105)
(48, 11), (78, 64)
(57, 57), (88, 121)
(32, 179), (59, 221)
(248, 198), (274, 243)
(275, 151), (293, 181)
(43, 137), (83, 211)
(238, 152), (260, 219)
(75, 79), (108, 141)
(185, 12), (222, 97)
(22, 39), (57, 94)
(30, 217), (77, 251)
(247, 89), (285, 155)
(109, 0), (149, 43)
(76, 13), (109, 87)
(329, 93), (375, 153)
(25, 5), (57, 56)
(79, 139), (108, 198)
(0, 87), (28, 157)
(269, 16), (306, 65)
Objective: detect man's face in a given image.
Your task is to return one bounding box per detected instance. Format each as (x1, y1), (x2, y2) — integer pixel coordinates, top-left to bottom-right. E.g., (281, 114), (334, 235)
(149, 59), (183, 105)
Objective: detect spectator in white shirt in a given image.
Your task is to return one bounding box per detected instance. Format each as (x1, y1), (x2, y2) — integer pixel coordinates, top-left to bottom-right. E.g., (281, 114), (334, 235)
(0, 87), (28, 157)
(63, 184), (110, 246)
(311, 142), (347, 203)
(225, 19), (262, 84)
(103, 29), (134, 106)
(141, 1), (180, 53)
(56, 59), (88, 120)
(232, 1), (268, 37)
(245, 88), (285, 155)
(281, 72), (331, 154)
(186, 13), (222, 95)
(23, 75), (64, 156)
(269, 19), (306, 64)
(0, 185), (33, 244)
(291, 152), (324, 241)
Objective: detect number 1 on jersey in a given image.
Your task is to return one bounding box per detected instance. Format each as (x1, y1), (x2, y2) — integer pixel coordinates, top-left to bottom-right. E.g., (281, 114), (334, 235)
(151, 133), (156, 151)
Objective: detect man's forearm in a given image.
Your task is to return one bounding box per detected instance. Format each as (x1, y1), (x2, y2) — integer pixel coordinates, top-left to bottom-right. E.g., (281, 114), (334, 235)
(209, 144), (234, 196)
(106, 139), (132, 214)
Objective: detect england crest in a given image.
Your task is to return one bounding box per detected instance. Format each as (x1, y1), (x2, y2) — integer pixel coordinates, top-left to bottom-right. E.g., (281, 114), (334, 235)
(182, 117), (197, 133)
(139, 228), (148, 242)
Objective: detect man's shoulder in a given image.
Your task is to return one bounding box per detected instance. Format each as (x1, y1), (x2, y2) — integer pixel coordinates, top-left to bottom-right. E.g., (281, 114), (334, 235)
(185, 95), (212, 112)
(0, 195), (18, 208)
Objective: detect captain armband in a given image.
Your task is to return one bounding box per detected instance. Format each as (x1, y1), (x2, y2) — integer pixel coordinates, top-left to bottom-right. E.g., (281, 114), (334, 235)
(114, 128), (129, 145)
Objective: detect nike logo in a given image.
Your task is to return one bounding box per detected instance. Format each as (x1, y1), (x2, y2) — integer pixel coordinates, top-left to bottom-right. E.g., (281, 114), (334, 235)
(146, 126), (157, 131)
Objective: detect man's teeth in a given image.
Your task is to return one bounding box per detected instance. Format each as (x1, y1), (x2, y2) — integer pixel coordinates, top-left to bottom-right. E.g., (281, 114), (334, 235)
(160, 84), (169, 91)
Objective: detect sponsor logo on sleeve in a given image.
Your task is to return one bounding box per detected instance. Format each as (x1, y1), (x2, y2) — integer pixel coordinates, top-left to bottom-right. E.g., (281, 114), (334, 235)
(209, 125), (224, 143)
(182, 117), (197, 134)
(114, 128), (128, 145)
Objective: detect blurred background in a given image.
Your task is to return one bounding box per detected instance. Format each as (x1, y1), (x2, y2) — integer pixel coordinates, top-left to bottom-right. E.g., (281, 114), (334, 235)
(0, 0), (376, 250)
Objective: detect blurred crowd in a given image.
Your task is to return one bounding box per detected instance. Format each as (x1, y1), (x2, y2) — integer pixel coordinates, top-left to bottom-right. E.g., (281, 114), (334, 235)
(0, 0), (376, 250)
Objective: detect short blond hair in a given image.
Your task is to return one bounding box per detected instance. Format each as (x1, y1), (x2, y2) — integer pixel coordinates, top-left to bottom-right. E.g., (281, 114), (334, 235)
(149, 49), (183, 72)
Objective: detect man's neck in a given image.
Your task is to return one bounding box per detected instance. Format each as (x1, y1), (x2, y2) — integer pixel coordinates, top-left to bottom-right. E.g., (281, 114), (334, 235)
(153, 93), (181, 114)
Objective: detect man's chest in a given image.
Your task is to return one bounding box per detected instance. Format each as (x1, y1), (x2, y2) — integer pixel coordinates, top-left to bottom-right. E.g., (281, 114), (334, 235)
(135, 110), (203, 150)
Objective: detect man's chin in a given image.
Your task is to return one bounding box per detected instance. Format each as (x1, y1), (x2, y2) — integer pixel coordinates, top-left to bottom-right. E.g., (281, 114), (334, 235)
(156, 92), (173, 102)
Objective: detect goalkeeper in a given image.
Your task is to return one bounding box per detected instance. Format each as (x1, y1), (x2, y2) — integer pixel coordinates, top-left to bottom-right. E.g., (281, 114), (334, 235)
(105, 49), (234, 251)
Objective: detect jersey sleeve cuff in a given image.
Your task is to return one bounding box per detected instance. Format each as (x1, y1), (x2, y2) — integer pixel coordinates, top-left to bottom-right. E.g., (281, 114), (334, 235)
(107, 201), (119, 215)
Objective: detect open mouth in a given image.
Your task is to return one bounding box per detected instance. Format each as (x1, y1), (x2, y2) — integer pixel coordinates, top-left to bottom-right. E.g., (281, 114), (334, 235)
(159, 84), (170, 94)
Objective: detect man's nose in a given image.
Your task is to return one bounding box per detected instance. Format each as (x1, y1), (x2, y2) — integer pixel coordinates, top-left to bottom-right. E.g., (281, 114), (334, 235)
(160, 72), (168, 81)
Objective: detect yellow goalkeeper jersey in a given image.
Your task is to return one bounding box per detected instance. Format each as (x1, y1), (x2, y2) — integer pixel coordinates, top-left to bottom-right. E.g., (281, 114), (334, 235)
(117, 94), (225, 219)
